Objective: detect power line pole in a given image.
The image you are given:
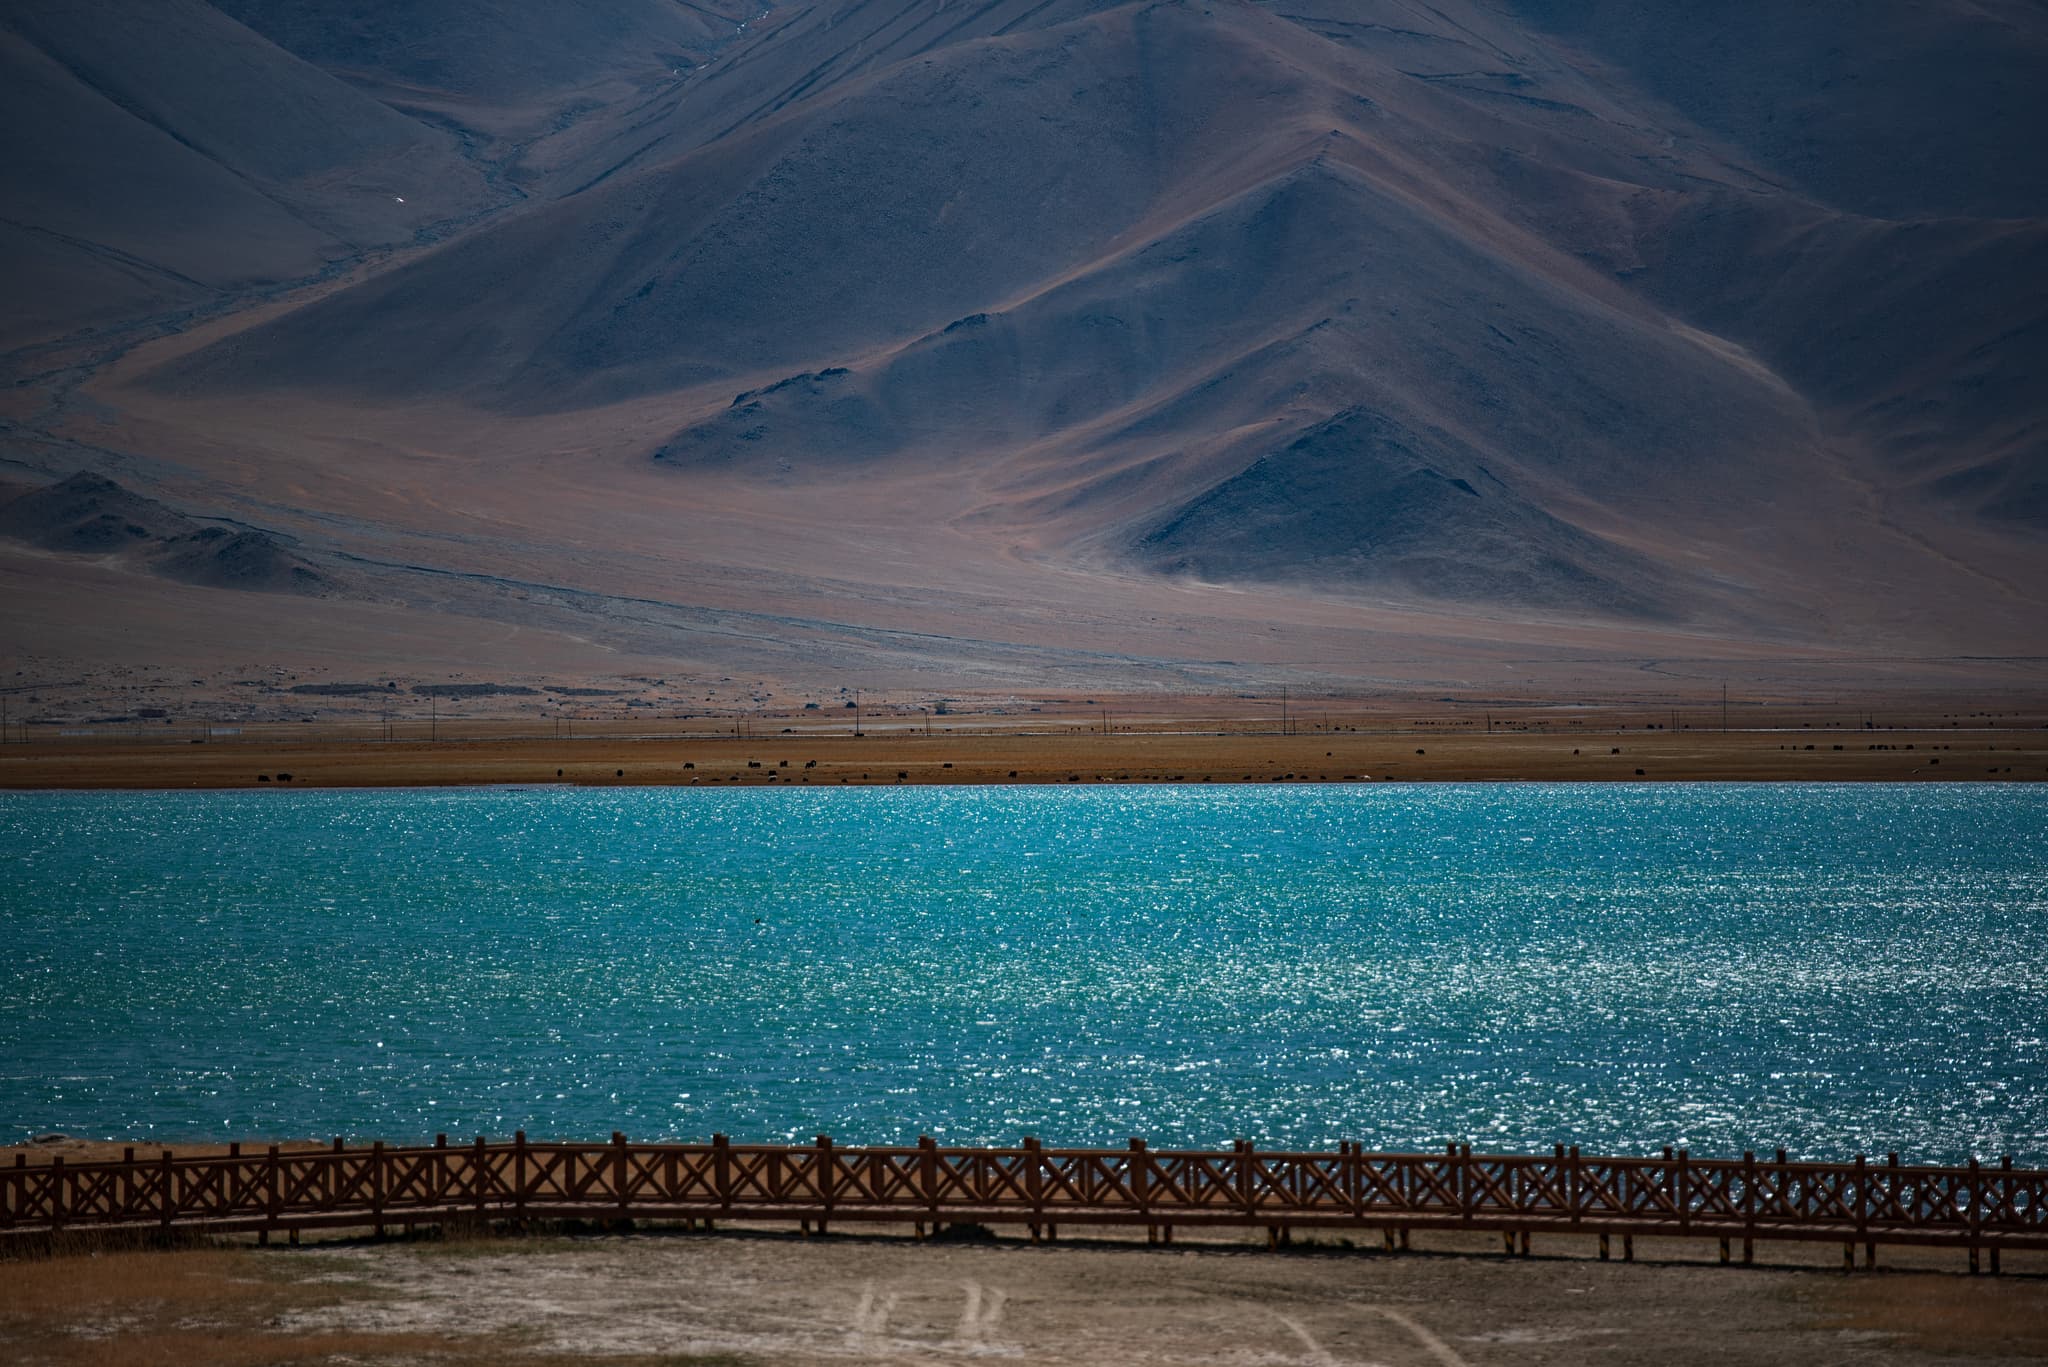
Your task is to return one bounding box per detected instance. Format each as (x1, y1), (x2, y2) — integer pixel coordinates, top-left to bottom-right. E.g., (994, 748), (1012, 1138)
(854, 688), (862, 737)
(1280, 685), (1289, 736)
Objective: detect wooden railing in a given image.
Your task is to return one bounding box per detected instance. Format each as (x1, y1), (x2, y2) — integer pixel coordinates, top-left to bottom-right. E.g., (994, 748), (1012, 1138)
(6, 1136), (2042, 1266)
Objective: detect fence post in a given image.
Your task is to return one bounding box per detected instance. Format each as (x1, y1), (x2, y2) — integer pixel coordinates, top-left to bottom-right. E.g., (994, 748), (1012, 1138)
(1855, 1154), (1870, 1268)
(160, 1150), (174, 1230)
(613, 1132), (629, 1217)
(1343, 1141), (1360, 1220)
(122, 1147), (136, 1223)
(1024, 1137), (1044, 1240)
(1457, 1144), (1472, 1228)
(714, 1134), (731, 1218)
(434, 1134), (448, 1209)
(267, 1144), (282, 1237)
(919, 1135), (938, 1225)
(1885, 1152), (1902, 1266)
(1994, 1157), (2011, 1275)
(1129, 1138), (1149, 1219)
(1742, 1151), (1756, 1264)
(514, 1132), (528, 1221)
(50, 1156), (64, 1232)
(468, 1136), (485, 1219)
(368, 1139), (385, 1237)
(817, 1134), (834, 1229)
(1567, 1145), (1581, 1231)
(1237, 1140), (1254, 1218)
(1677, 1148), (1690, 1234)
(1968, 1158), (1982, 1274)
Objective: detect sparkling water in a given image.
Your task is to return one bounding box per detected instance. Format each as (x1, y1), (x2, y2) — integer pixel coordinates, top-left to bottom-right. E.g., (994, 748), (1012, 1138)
(3, 784), (2043, 1162)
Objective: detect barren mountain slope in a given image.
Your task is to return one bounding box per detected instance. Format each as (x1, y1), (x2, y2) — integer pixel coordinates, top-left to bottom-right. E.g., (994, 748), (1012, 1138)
(0, 0), (503, 349)
(1501, 0), (2048, 221)
(207, 0), (777, 158)
(0, 471), (333, 594)
(8, 0), (2045, 692)
(210, 0), (772, 107)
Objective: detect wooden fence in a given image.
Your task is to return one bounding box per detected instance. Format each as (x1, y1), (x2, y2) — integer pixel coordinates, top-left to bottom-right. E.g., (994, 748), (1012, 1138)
(6, 1136), (2043, 1268)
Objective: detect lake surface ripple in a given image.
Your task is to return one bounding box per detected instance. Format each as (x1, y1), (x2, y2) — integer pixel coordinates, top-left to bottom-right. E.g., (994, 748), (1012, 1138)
(3, 784), (2043, 1162)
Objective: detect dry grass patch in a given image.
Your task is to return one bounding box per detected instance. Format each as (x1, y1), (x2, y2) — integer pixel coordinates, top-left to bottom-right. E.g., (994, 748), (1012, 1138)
(0, 1248), (284, 1319)
(0, 1247), (533, 1367)
(6, 1327), (500, 1367)
(1816, 1275), (2048, 1356)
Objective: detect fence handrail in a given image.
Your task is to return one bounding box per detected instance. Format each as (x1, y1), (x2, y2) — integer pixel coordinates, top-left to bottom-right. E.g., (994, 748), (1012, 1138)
(5, 1137), (2043, 1252)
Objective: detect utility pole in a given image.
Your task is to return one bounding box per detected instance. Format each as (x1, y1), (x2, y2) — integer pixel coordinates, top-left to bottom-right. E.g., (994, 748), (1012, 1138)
(854, 689), (862, 737)
(1101, 708), (1109, 736)
(1280, 685), (1289, 737)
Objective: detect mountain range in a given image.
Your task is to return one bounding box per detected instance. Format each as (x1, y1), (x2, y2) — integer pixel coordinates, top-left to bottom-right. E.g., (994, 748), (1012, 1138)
(3, 0), (2043, 700)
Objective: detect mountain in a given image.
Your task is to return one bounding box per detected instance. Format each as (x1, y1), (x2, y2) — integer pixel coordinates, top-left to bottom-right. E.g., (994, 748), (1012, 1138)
(0, 472), (335, 594)
(209, 1), (768, 110)
(3, 0), (2044, 692)
(0, 0), (776, 351)
(0, 0), (509, 349)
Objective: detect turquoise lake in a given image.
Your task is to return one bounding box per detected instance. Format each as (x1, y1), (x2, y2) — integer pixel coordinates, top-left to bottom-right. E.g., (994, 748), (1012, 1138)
(3, 784), (2044, 1162)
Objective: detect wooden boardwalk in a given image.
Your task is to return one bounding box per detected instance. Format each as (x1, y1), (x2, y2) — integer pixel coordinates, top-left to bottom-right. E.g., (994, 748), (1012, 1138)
(7, 1136), (2043, 1268)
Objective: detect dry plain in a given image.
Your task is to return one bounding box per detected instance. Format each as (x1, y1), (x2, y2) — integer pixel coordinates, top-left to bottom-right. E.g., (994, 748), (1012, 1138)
(3, 713), (2041, 789)
(3, 1222), (2047, 1367)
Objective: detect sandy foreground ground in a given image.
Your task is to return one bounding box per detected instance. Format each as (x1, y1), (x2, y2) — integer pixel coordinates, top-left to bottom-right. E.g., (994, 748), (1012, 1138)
(2, 714), (2044, 789)
(2, 1220), (2045, 1367)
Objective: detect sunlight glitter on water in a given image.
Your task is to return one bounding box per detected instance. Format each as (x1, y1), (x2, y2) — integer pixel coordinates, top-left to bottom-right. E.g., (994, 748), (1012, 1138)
(2, 784), (2044, 1161)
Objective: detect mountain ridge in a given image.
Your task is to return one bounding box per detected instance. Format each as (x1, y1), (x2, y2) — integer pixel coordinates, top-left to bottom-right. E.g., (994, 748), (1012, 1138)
(1, 0), (2042, 691)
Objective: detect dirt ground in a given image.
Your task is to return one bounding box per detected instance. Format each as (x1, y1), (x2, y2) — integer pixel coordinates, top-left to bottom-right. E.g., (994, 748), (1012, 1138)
(3, 1224), (2045, 1366)
(2, 718), (2044, 789)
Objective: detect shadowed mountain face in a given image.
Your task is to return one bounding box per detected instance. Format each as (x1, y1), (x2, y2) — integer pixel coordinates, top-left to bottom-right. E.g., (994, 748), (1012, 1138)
(209, 1), (766, 106)
(1502, 0), (2048, 221)
(0, 0), (769, 350)
(0, 0), (507, 348)
(0, 472), (334, 594)
(1134, 407), (1687, 620)
(5, 0), (2045, 674)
